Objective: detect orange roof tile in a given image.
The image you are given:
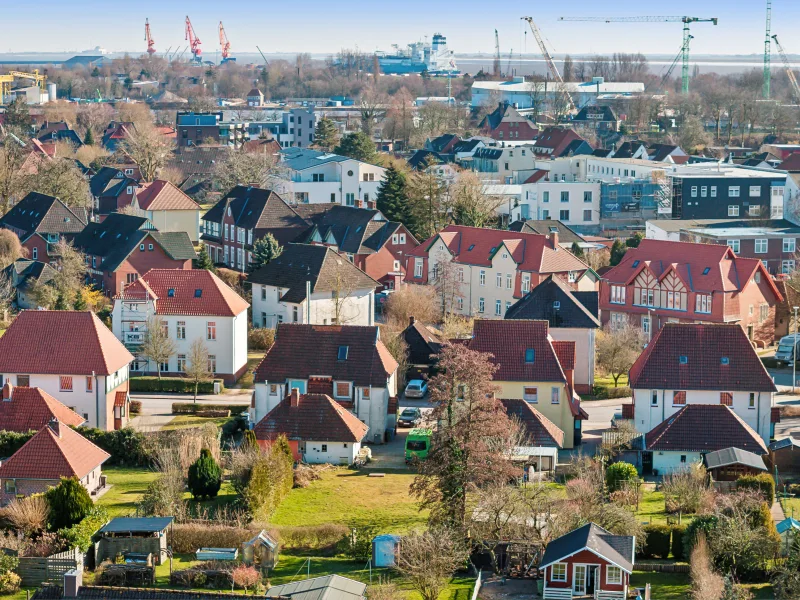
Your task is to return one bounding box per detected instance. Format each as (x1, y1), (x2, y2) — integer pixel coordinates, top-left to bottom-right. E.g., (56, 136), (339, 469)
(0, 386), (85, 432)
(136, 180), (201, 211)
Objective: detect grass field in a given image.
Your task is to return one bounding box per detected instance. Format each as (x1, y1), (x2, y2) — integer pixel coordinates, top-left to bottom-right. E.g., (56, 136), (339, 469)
(233, 352), (264, 389)
(161, 415), (233, 431)
(594, 373), (629, 387)
(97, 466), (160, 517)
(272, 468), (428, 532)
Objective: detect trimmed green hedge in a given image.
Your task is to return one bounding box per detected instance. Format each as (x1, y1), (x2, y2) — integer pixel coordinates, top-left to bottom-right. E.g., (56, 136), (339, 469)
(591, 385), (632, 399)
(130, 377), (225, 394)
(0, 430), (36, 458)
(172, 403), (249, 416)
(641, 524), (672, 559)
(671, 524), (687, 561)
(737, 473), (775, 503)
(58, 507), (109, 552)
(78, 427), (151, 466)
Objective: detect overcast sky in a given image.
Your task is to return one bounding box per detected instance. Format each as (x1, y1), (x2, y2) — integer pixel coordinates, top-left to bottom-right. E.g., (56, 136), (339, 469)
(2, 0), (795, 57)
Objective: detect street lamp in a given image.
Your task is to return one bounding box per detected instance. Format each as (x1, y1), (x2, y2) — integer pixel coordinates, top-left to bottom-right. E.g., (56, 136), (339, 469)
(794, 306), (799, 393)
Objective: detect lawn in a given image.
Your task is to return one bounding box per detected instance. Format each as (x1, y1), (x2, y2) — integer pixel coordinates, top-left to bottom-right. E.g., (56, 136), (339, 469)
(161, 415), (233, 431)
(781, 495), (800, 520)
(272, 468), (428, 532)
(636, 490), (695, 527)
(233, 352), (264, 389)
(630, 571), (772, 600)
(594, 373), (629, 387)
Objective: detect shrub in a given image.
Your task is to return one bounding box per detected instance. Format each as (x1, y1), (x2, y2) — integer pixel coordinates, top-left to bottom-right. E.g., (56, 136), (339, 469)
(195, 410), (230, 418)
(231, 565), (260, 590)
(337, 524), (378, 560)
(76, 427), (151, 466)
(663, 462), (712, 515)
(248, 328), (275, 351)
(187, 449), (222, 500)
(683, 514), (719, 558)
(170, 523), (261, 554)
(45, 477), (93, 531)
(2, 495), (49, 535)
(274, 524), (348, 550)
(131, 377), (224, 394)
(0, 430), (35, 457)
(0, 571), (20, 595)
(671, 524), (687, 561)
(129, 400), (142, 415)
(172, 403), (247, 416)
(606, 461), (639, 492)
(737, 473), (775, 503)
(641, 524), (672, 559)
(24, 532), (65, 558)
(592, 385), (632, 399)
(58, 507), (108, 552)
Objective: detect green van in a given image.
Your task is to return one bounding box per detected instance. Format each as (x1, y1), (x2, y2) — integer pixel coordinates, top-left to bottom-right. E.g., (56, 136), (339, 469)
(405, 428), (432, 462)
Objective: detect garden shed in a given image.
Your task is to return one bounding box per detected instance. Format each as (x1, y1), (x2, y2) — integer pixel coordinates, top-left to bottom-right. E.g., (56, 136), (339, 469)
(241, 530), (279, 570)
(372, 534), (400, 567)
(95, 517), (173, 566)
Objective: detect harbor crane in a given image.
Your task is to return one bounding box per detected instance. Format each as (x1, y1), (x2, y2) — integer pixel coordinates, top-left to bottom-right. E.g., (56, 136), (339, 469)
(521, 16), (576, 112)
(558, 15), (718, 94)
(219, 21), (233, 63)
(764, 1), (772, 99)
(185, 16), (202, 63)
(771, 35), (800, 103)
(493, 30), (501, 77)
(144, 19), (156, 56)
(0, 70), (47, 103)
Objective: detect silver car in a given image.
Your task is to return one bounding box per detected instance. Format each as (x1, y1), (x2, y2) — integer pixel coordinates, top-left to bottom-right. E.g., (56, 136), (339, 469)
(404, 379), (428, 399)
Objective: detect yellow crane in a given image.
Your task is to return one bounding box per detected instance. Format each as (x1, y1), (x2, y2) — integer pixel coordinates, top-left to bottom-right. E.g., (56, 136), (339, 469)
(0, 69), (47, 103)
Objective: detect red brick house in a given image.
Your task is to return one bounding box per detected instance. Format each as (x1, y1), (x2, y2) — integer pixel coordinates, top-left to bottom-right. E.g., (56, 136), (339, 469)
(253, 388), (369, 464)
(531, 127), (591, 158)
(73, 213), (195, 295)
(599, 239), (782, 346)
(540, 523), (634, 600)
(0, 192), (88, 263)
(479, 103), (539, 141)
(90, 167), (139, 219)
(0, 383), (85, 432)
(0, 419), (110, 504)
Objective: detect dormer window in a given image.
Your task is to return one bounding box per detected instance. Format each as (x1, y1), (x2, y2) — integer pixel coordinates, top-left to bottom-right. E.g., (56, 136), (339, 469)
(338, 346), (349, 360)
(525, 349), (535, 363)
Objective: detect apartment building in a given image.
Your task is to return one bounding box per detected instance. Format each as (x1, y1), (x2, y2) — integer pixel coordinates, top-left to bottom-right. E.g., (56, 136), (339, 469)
(175, 112), (246, 148)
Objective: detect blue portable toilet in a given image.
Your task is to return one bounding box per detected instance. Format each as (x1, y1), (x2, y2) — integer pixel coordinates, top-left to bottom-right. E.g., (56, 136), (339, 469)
(372, 534), (401, 567)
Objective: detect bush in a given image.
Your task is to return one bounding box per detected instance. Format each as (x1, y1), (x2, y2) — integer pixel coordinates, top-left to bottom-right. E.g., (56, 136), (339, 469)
(737, 473), (775, 503)
(130, 377), (224, 394)
(671, 524), (687, 561)
(172, 403), (248, 416)
(195, 410), (230, 418)
(606, 461), (639, 492)
(0, 430), (35, 457)
(0, 571), (20, 595)
(274, 524), (348, 550)
(76, 426), (151, 466)
(248, 328), (275, 351)
(45, 477), (94, 531)
(640, 524), (672, 559)
(231, 565), (260, 590)
(129, 400), (142, 415)
(170, 523), (262, 554)
(683, 515), (719, 558)
(337, 524), (378, 560)
(188, 449), (222, 500)
(58, 507), (108, 552)
(591, 385), (632, 399)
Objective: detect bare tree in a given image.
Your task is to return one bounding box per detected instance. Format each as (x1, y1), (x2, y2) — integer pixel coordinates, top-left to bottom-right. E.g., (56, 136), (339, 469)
(118, 124), (174, 181)
(213, 149), (286, 196)
(185, 338), (211, 402)
(449, 172), (503, 228)
(691, 534), (725, 600)
(328, 260), (363, 325)
(51, 240), (87, 305)
(596, 323), (646, 387)
(431, 249), (463, 316)
(395, 528), (469, 600)
(140, 315), (176, 380)
(22, 158), (91, 209)
(359, 85), (386, 136)
(383, 284), (441, 330)
(0, 229), (26, 270)
(0, 141), (28, 214)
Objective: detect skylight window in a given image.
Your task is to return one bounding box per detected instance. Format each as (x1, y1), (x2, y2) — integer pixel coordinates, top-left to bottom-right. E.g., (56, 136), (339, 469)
(168, 289), (175, 297)
(553, 301), (561, 310)
(525, 349), (535, 363)
(721, 357), (730, 365)
(703, 267), (711, 275)
(468, 244), (475, 251)
(337, 346), (349, 360)
(632, 260), (640, 268)
(194, 289), (202, 298)
(679, 356), (688, 365)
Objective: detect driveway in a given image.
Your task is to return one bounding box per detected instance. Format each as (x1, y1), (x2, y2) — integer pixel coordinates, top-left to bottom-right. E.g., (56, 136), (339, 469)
(129, 389), (253, 432)
(572, 397), (627, 457)
(364, 400), (434, 470)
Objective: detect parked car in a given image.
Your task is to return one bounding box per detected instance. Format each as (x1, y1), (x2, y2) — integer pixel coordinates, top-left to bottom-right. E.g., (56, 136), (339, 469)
(404, 379), (428, 399)
(398, 407), (422, 428)
(405, 428), (432, 462)
(776, 334), (800, 364)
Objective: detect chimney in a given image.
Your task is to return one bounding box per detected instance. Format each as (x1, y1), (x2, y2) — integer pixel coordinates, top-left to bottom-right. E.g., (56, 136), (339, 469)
(63, 568), (83, 598)
(290, 388), (300, 407)
(550, 231), (559, 250)
(409, 315), (416, 327)
(2, 382), (12, 401)
(49, 418), (61, 438)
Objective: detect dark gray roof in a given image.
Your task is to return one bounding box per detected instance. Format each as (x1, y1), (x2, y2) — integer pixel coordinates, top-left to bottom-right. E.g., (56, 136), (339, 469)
(770, 437), (800, 451)
(4, 259), (57, 291)
(168, 146), (231, 177)
(541, 523), (634, 573)
(574, 105), (618, 123)
(248, 244), (378, 303)
(266, 575), (366, 600)
(427, 133), (459, 153)
(592, 148), (614, 158)
(292, 206), (406, 255)
(407, 149), (444, 170)
(0, 192), (87, 239)
(505, 276), (600, 329)
(282, 148), (350, 171)
(507, 220), (585, 245)
(149, 232), (196, 261)
(473, 148), (503, 160)
(33, 585), (253, 599)
(90, 167), (137, 199)
(703, 447), (766, 471)
(452, 139), (482, 154)
(99, 516), (174, 534)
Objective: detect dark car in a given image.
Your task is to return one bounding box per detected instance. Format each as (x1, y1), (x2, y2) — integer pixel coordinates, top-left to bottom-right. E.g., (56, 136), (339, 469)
(398, 407), (422, 428)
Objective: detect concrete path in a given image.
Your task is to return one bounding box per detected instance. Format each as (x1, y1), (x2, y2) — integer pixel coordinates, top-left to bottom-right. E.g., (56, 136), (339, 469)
(772, 501), (787, 523)
(128, 413), (176, 432)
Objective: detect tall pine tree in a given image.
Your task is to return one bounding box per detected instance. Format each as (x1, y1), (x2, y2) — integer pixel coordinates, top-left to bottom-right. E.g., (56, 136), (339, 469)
(249, 234), (283, 272)
(313, 117), (339, 152)
(194, 246), (216, 272)
(376, 165), (412, 226)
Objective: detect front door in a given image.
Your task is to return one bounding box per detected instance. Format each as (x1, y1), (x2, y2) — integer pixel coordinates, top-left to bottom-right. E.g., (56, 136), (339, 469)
(573, 565), (587, 595)
(642, 451), (653, 476)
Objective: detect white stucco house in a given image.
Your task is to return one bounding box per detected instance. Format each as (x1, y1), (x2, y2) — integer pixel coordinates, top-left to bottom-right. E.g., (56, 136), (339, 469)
(111, 268), (250, 384)
(249, 243), (378, 328)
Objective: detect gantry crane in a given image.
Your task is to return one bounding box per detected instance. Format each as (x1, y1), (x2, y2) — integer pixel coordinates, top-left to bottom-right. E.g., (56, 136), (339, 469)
(219, 22), (234, 63)
(0, 70), (47, 103)
(145, 18), (156, 56)
(185, 16), (202, 63)
(493, 30), (501, 78)
(558, 15), (718, 94)
(522, 16), (576, 112)
(764, 1), (772, 99)
(771, 35), (800, 103)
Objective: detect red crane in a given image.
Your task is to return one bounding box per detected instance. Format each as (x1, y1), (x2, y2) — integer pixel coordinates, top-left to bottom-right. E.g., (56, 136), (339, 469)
(219, 21), (231, 61)
(185, 15), (202, 62)
(144, 19), (156, 56)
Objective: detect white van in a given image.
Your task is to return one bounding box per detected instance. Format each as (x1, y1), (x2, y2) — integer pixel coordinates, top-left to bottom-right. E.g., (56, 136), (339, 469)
(775, 334), (800, 364)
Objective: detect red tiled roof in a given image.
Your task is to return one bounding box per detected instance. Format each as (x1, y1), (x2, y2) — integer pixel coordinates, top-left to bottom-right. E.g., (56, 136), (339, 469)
(500, 398), (564, 448)
(552, 340), (576, 371)
(135, 180), (200, 211)
(780, 152), (800, 172)
(0, 386), (85, 432)
(114, 391), (127, 407)
(523, 170), (548, 184)
(406, 225), (589, 274)
(645, 404), (767, 454)
(253, 393), (369, 443)
(467, 320), (567, 383)
(603, 239), (782, 300)
(119, 269), (249, 317)
(0, 421), (110, 480)
(629, 323), (777, 392)
(254, 324), (398, 388)
(0, 311), (134, 376)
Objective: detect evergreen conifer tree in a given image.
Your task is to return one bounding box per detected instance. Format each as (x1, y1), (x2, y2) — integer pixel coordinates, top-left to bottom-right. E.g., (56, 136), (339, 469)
(376, 165), (412, 225)
(249, 234), (283, 272)
(314, 117), (339, 152)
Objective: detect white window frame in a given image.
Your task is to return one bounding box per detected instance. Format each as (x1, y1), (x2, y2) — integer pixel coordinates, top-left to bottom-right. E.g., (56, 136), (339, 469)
(334, 381), (352, 399)
(783, 260), (796, 274)
(479, 297), (485, 313)
(711, 186), (717, 197)
(523, 387), (538, 403)
(755, 239), (768, 254)
(727, 239), (740, 253)
(521, 274), (531, 293)
(551, 563), (567, 582)
(610, 285), (626, 304)
(728, 205), (739, 217)
(729, 186), (740, 197)
(495, 300), (502, 316)
(750, 185), (761, 197)
(691, 186), (698, 198)
(606, 566), (622, 586)
(414, 259), (423, 278)
(551, 387), (559, 404)
(479, 270), (486, 286)
(784, 238), (796, 253)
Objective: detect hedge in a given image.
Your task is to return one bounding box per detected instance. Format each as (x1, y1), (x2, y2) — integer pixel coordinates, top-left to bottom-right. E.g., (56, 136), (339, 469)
(641, 524), (672, 559)
(130, 377), (225, 394)
(606, 462), (639, 492)
(172, 403), (249, 416)
(671, 524), (687, 561)
(737, 473), (775, 503)
(58, 507), (109, 552)
(591, 385), (632, 400)
(0, 430), (36, 457)
(77, 427), (151, 466)
(129, 400), (142, 415)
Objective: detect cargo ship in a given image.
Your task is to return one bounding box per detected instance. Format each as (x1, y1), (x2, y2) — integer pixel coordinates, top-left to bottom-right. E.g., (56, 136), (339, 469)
(375, 33), (459, 76)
